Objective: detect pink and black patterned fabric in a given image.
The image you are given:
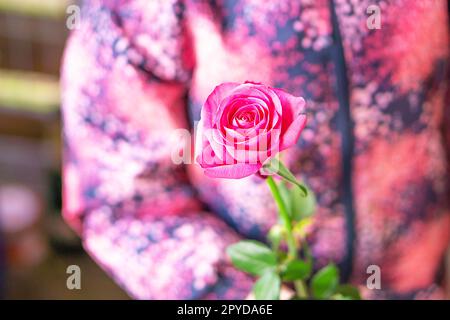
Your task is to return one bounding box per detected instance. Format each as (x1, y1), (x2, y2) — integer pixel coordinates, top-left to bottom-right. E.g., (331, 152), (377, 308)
(61, 0), (450, 299)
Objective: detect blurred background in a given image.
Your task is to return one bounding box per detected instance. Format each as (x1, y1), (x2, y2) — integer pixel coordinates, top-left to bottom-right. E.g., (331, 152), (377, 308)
(0, 0), (128, 299)
(1, 0), (449, 301)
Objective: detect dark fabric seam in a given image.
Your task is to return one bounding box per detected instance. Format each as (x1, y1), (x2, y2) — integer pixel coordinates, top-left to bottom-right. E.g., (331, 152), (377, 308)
(329, 0), (356, 283)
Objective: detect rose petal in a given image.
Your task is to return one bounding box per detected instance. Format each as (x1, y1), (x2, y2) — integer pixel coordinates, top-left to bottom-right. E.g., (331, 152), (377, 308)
(254, 85), (283, 115)
(204, 163), (262, 179)
(274, 89), (306, 117)
(280, 114), (307, 150)
(273, 89), (306, 150)
(202, 82), (241, 130)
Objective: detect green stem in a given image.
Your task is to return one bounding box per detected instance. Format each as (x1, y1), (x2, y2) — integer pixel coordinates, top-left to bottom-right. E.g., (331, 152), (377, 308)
(294, 280), (308, 299)
(266, 176), (297, 259)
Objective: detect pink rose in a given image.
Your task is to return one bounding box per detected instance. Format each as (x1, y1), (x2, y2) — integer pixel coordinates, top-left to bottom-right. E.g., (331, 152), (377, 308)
(195, 82), (307, 179)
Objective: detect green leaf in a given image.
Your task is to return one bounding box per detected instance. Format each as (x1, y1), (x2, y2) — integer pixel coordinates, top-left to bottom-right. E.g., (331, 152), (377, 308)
(226, 240), (277, 276)
(276, 250), (288, 262)
(290, 184), (316, 220)
(267, 225), (283, 250)
(278, 181), (292, 216)
(282, 259), (312, 281)
(263, 158), (308, 196)
(311, 264), (339, 299)
(253, 271), (281, 300)
(335, 284), (362, 300)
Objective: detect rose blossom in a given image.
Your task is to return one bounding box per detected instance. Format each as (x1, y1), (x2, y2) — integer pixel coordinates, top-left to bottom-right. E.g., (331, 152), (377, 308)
(195, 81), (307, 179)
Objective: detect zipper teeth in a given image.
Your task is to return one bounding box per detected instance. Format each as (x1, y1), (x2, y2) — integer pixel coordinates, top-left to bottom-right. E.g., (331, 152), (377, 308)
(329, 0), (355, 283)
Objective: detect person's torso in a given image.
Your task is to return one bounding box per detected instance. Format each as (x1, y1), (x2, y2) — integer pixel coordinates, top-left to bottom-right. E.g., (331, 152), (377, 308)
(183, 0), (450, 298)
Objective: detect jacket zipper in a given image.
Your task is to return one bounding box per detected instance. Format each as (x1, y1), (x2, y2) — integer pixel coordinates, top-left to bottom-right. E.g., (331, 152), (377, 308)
(329, 0), (355, 283)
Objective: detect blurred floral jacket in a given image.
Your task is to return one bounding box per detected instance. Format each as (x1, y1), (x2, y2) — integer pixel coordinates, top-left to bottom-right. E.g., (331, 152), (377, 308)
(61, 0), (450, 299)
